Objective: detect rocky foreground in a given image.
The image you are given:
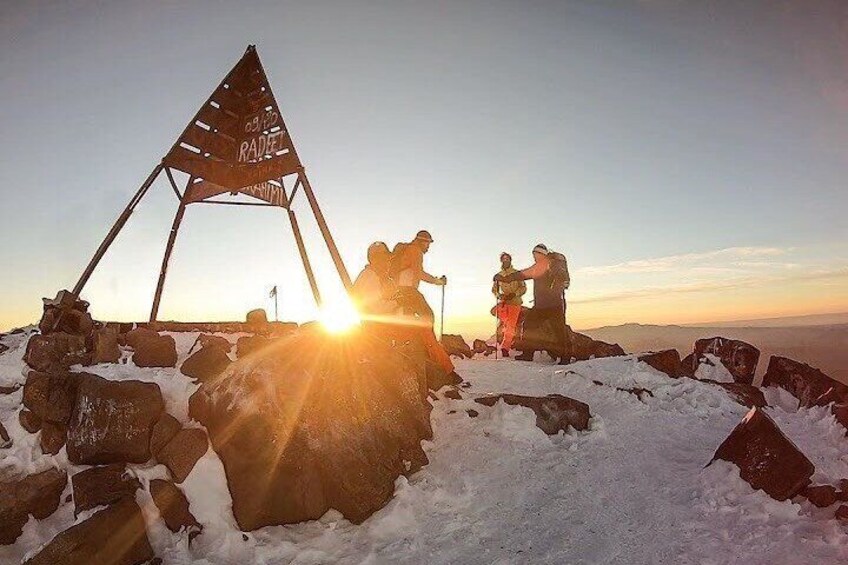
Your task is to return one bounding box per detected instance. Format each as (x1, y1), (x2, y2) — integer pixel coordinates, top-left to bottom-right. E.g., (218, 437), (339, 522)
(0, 296), (847, 563)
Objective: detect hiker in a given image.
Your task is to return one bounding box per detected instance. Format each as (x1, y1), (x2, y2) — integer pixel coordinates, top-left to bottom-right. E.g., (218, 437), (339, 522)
(351, 241), (397, 319)
(388, 230), (454, 375)
(491, 252), (526, 357)
(493, 243), (571, 364)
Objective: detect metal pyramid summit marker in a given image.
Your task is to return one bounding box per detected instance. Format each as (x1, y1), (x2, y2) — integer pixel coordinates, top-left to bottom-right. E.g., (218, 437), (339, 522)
(70, 45), (352, 321)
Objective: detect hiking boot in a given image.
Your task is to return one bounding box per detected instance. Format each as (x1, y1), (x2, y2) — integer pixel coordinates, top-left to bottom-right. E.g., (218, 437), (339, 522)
(500, 349), (510, 358)
(515, 351), (534, 361)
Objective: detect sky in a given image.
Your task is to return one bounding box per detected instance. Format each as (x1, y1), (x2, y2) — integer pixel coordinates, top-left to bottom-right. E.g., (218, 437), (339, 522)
(1, 0), (847, 337)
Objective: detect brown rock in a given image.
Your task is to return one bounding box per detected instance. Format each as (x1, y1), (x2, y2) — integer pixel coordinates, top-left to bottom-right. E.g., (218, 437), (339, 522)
(474, 393), (592, 434)
(40, 421), (67, 455)
(832, 403), (848, 436)
(466, 409), (479, 418)
(247, 308), (269, 326)
(91, 327), (121, 364)
(19, 409), (41, 433)
(24, 333), (89, 373)
(693, 337), (760, 385)
(188, 330), (432, 530)
(157, 429), (208, 483)
(22, 371), (79, 423)
(72, 464), (140, 515)
(149, 479), (201, 534)
(637, 350), (682, 378)
(150, 413), (182, 457)
(710, 407), (814, 501)
(23, 498), (154, 565)
(680, 353), (696, 377)
(702, 380), (767, 408)
(570, 330), (625, 361)
(0, 383), (20, 394)
(802, 484), (838, 508)
(123, 327), (159, 349)
(0, 422), (9, 448)
(197, 334), (232, 353)
(443, 388), (462, 400)
(132, 334), (177, 368)
(836, 505), (848, 521)
(440, 334), (474, 359)
(66, 373), (164, 465)
(180, 346), (231, 382)
(763, 356), (848, 408)
(0, 468), (67, 545)
(236, 335), (272, 359)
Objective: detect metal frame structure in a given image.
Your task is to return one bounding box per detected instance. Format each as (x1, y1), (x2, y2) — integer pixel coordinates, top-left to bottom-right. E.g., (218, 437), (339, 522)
(70, 46), (352, 322)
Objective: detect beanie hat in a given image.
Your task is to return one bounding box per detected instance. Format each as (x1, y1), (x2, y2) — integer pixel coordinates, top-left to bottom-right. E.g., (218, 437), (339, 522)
(532, 244), (549, 255)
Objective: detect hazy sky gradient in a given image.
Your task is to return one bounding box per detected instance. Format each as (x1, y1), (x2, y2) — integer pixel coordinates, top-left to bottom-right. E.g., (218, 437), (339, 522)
(2, 0), (847, 335)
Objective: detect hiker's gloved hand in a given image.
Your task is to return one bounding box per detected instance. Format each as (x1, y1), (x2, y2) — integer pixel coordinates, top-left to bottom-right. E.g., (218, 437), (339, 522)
(437, 275), (447, 286)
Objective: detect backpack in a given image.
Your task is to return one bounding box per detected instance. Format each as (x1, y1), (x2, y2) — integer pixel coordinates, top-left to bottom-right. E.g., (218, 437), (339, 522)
(548, 252), (570, 291)
(387, 242), (411, 283)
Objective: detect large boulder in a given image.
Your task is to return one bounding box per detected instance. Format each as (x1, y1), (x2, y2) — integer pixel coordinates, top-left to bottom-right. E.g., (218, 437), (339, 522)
(180, 346), (231, 382)
(19, 410), (41, 433)
(693, 337), (760, 385)
(637, 350), (682, 378)
(195, 333), (232, 353)
(66, 373), (164, 464)
(37, 291), (94, 338)
(762, 356), (848, 408)
(710, 407), (814, 501)
(24, 498), (154, 565)
(132, 334), (177, 368)
(40, 421), (67, 455)
(24, 333), (89, 373)
(188, 331), (432, 530)
(441, 334), (473, 359)
(122, 327), (159, 349)
(149, 413), (182, 457)
(570, 330), (625, 360)
(702, 380), (767, 408)
(474, 394), (592, 434)
(156, 428), (208, 483)
(71, 464), (140, 515)
(0, 468), (67, 544)
(149, 479), (201, 536)
(246, 308), (269, 332)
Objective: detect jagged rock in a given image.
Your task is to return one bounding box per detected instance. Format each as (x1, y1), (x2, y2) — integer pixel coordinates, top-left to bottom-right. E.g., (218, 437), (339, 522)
(189, 331), (432, 530)
(832, 403), (848, 436)
(40, 421), (67, 455)
(0, 422), (10, 448)
(72, 464), (140, 515)
(0, 343), (8, 356)
(475, 394), (592, 434)
(22, 371), (79, 424)
(157, 429), (208, 483)
(443, 388), (462, 400)
(132, 334), (177, 368)
(702, 380), (767, 408)
(710, 407), (814, 501)
(180, 346), (231, 382)
(0, 384), (20, 394)
(19, 409), (41, 433)
(637, 350), (682, 378)
(196, 334), (232, 353)
(680, 353), (696, 377)
(236, 335), (271, 359)
(66, 373), (164, 465)
(441, 334), (473, 359)
(466, 409), (479, 418)
(0, 468), (67, 545)
(123, 327), (159, 349)
(837, 505), (848, 521)
(149, 479), (201, 536)
(570, 330), (625, 360)
(37, 290), (94, 338)
(91, 327), (121, 364)
(693, 337), (760, 385)
(24, 498), (154, 565)
(803, 484), (838, 508)
(24, 333), (89, 373)
(149, 413), (182, 458)
(472, 339), (495, 356)
(762, 356), (848, 408)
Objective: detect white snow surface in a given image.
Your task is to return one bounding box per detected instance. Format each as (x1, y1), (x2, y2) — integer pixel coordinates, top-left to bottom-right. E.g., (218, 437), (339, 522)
(1, 332), (848, 564)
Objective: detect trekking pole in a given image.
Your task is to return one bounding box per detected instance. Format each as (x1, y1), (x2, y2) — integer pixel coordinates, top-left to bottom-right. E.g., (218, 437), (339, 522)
(440, 284), (445, 340)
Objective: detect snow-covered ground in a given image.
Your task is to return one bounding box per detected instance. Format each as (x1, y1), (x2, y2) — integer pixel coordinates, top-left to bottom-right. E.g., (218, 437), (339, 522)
(2, 330), (848, 564)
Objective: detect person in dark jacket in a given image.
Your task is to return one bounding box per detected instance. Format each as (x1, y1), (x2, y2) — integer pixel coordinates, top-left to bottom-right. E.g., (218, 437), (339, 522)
(494, 243), (572, 364)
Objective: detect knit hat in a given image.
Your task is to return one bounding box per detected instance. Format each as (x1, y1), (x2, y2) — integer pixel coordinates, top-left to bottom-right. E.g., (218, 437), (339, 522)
(532, 244), (549, 255)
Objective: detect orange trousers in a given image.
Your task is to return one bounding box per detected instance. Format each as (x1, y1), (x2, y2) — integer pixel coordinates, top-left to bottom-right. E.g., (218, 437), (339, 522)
(495, 303), (522, 350)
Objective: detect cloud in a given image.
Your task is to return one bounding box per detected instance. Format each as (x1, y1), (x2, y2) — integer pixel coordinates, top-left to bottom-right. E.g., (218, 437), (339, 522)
(577, 246), (788, 276)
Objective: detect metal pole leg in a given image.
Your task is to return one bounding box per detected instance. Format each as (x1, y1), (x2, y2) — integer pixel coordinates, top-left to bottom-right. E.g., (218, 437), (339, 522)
(287, 209), (322, 307)
(149, 198), (188, 322)
(298, 174), (353, 291)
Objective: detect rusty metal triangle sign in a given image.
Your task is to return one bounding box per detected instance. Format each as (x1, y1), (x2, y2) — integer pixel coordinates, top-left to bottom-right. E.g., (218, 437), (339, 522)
(163, 45), (300, 206)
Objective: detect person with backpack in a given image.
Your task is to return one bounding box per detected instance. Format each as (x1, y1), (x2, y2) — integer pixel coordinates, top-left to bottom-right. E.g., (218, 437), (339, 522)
(351, 241), (397, 319)
(494, 243), (572, 364)
(388, 230), (454, 375)
(491, 252), (526, 357)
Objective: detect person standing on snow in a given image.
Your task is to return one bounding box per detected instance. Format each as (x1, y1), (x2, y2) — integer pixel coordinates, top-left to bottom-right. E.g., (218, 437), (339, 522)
(494, 243), (571, 364)
(389, 230), (454, 375)
(491, 252), (526, 357)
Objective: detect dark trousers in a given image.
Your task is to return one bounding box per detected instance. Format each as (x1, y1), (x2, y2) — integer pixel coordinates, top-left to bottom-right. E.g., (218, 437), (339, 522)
(519, 303), (571, 359)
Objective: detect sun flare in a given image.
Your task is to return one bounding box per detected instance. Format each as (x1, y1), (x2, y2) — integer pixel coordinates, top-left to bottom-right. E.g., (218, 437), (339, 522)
(319, 299), (361, 334)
